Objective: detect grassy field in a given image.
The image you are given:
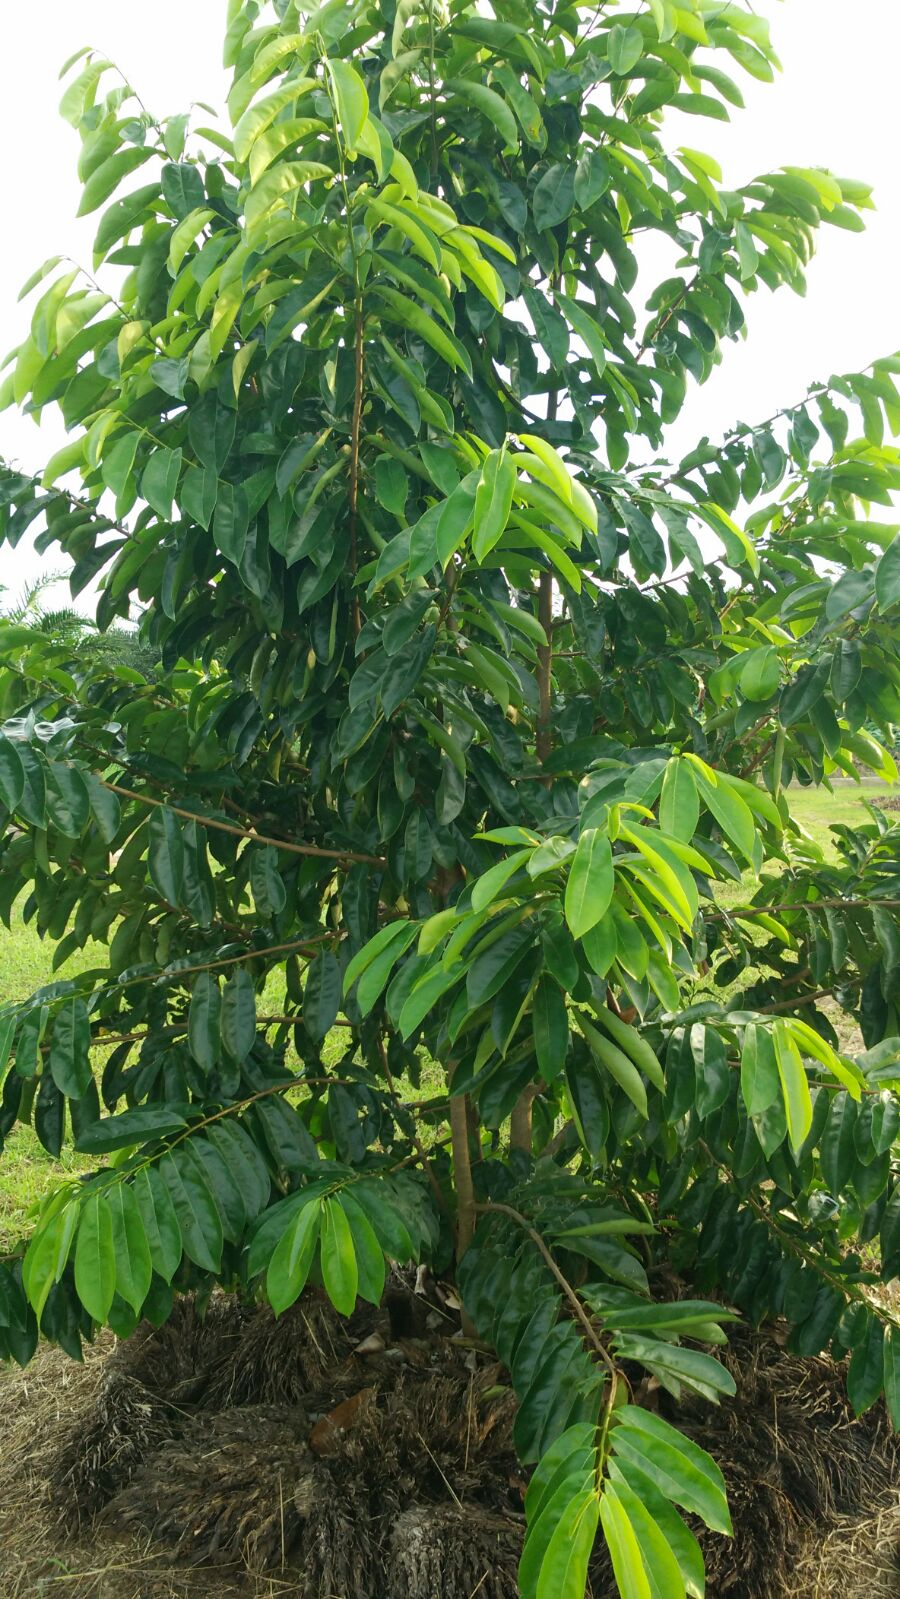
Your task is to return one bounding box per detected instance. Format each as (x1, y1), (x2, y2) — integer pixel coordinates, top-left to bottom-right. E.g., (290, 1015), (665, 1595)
(0, 778), (893, 1249)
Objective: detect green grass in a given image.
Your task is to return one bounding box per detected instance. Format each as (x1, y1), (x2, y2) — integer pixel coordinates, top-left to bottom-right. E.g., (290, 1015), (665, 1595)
(0, 777), (893, 1249)
(786, 778), (894, 856)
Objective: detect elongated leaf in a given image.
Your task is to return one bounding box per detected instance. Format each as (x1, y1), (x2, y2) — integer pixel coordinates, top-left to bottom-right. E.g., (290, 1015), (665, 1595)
(773, 1019), (813, 1152)
(266, 1196), (321, 1315)
(159, 1149), (223, 1272)
(132, 1165), (182, 1282)
(148, 806), (184, 906)
(613, 1407), (732, 1534)
(74, 1191), (116, 1323)
(107, 1184), (153, 1314)
(565, 830), (614, 939)
(48, 998), (92, 1099)
(320, 1195), (358, 1315)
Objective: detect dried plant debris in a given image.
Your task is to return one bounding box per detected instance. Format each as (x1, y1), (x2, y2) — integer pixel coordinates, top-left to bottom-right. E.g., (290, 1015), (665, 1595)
(0, 1293), (897, 1599)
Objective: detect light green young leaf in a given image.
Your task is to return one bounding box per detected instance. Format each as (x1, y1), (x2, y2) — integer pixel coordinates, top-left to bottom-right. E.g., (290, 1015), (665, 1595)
(565, 829), (615, 939)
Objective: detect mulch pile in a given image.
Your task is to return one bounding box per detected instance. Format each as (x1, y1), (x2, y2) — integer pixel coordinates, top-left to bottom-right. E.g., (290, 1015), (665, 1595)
(0, 1285), (897, 1598)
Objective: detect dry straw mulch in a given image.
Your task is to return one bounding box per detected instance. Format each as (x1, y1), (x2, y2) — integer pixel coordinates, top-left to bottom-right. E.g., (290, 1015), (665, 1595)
(0, 1290), (896, 1599)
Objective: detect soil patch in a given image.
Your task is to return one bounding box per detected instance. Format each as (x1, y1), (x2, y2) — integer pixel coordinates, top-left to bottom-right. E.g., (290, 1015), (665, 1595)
(0, 1288), (897, 1598)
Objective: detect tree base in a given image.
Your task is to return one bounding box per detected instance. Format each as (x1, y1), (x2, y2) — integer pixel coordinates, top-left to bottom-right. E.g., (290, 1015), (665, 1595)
(0, 1289), (897, 1598)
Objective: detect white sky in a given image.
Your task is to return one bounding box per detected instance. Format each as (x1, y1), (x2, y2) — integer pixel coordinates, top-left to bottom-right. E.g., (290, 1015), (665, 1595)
(0, 0), (897, 601)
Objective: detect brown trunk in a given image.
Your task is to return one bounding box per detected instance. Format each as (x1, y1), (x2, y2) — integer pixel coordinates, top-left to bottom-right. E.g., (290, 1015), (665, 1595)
(450, 1093), (476, 1259)
(449, 1090), (477, 1336)
(510, 1085), (538, 1154)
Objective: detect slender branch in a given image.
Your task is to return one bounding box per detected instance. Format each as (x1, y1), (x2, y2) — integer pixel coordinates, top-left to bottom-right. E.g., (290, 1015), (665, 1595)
(536, 361), (559, 766)
(348, 297), (364, 640)
(475, 1201), (617, 1384)
(755, 986), (835, 1015)
(101, 779), (385, 865)
(450, 1090), (477, 1259)
(101, 932), (335, 993)
(738, 734), (776, 780)
(708, 896), (900, 922)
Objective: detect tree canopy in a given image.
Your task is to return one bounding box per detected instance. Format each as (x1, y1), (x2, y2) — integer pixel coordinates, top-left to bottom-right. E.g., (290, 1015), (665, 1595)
(0, 1), (899, 1594)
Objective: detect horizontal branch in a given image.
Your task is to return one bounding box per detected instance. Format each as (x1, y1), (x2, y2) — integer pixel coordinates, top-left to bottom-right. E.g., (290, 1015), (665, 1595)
(101, 780), (385, 866)
(710, 896), (900, 921)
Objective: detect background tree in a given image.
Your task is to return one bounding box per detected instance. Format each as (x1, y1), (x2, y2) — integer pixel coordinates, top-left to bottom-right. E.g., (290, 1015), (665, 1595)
(0, 2), (899, 1594)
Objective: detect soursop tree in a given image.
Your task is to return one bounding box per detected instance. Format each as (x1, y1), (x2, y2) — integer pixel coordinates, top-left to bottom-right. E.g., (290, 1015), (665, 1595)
(1, 2), (899, 1594)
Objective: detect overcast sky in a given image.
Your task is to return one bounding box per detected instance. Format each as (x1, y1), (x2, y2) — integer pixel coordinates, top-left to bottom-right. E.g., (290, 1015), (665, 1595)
(0, 0), (897, 601)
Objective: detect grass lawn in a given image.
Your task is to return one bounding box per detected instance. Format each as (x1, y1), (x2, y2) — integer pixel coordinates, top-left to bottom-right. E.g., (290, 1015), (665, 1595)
(0, 776), (893, 1249)
(786, 777), (894, 856)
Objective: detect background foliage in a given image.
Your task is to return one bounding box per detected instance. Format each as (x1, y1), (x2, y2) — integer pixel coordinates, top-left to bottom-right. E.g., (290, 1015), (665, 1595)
(0, 1), (899, 1594)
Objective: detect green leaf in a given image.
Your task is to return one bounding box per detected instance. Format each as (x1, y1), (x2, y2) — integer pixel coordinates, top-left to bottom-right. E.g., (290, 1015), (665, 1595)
(608, 24), (644, 75)
(159, 1149), (223, 1272)
(220, 967), (257, 1063)
(142, 447), (182, 521)
(188, 972), (221, 1073)
(555, 291), (607, 376)
(249, 845), (287, 917)
(522, 282), (569, 369)
(107, 1184), (153, 1314)
(471, 848), (532, 913)
(536, 1490), (600, 1599)
(206, 1122), (270, 1220)
(472, 447), (517, 563)
(565, 829), (614, 939)
(445, 78), (518, 151)
(168, 207), (216, 275)
(303, 952), (342, 1041)
(740, 1024), (780, 1117)
(847, 1315), (884, 1416)
(320, 1195), (358, 1315)
(339, 1192), (387, 1306)
(825, 567), (874, 622)
(820, 1090), (858, 1194)
(75, 1105), (188, 1153)
(132, 1166), (182, 1283)
(148, 806), (184, 906)
(690, 1025), (730, 1120)
(48, 998), (92, 1099)
(266, 1197), (321, 1315)
(375, 284), (473, 378)
(189, 393), (236, 473)
(533, 164), (576, 232)
(23, 1204), (78, 1322)
(773, 1019), (813, 1153)
(875, 534), (900, 612)
(74, 1192), (116, 1323)
(533, 979), (569, 1082)
(884, 1327), (900, 1430)
(0, 735), (25, 815)
(574, 149), (610, 210)
(613, 1407), (732, 1535)
(739, 646), (780, 702)
(578, 1015), (648, 1119)
(659, 759), (699, 843)
(101, 431), (139, 508)
(689, 762), (757, 865)
(161, 162), (206, 220)
(599, 1485), (653, 1599)
(94, 182), (160, 261)
(78, 148), (153, 216)
(328, 59), (369, 150)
